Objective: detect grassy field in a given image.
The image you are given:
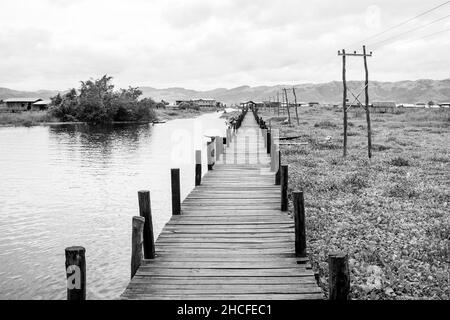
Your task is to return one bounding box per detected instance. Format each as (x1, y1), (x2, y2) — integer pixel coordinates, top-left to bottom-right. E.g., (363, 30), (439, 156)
(259, 106), (449, 300)
(0, 111), (58, 126)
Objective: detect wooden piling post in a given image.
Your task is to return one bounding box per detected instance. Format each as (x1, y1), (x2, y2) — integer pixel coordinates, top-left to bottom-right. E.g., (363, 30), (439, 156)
(131, 216), (145, 279)
(65, 246), (86, 300)
(293, 191), (306, 258)
(267, 131), (271, 154)
(328, 252), (350, 300)
(207, 140), (214, 170)
(262, 129), (267, 149)
(275, 149), (281, 185)
(195, 150), (202, 186)
(215, 136), (222, 160)
(138, 190), (155, 259)
(280, 165), (288, 211)
(171, 168), (181, 215)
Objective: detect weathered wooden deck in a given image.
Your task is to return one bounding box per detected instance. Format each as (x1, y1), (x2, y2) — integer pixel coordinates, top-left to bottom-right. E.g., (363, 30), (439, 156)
(121, 113), (324, 300)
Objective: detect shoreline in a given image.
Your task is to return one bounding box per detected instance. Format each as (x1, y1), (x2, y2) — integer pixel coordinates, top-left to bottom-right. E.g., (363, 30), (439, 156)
(0, 107), (224, 127)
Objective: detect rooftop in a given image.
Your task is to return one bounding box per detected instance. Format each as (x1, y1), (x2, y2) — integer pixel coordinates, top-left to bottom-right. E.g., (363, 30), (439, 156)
(4, 98), (42, 103)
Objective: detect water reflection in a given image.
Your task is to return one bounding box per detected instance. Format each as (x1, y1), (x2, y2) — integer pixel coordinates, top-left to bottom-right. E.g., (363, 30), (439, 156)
(0, 112), (227, 299)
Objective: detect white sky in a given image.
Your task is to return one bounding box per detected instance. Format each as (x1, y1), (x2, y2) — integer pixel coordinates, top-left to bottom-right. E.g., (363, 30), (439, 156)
(0, 0), (449, 91)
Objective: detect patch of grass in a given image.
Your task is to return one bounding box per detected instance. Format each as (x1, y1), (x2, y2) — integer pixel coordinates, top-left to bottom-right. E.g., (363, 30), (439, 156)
(385, 136), (409, 146)
(342, 131), (359, 136)
(314, 121), (337, 128)
(389, 157), (410, 167)
(372, 144), (391, 152)
(284, 147), (308, 156)
(429, 155), (449, 163)
(0, 111), (57, 126)
(386, 181), (418, 199)
(343, 171), (370, 191)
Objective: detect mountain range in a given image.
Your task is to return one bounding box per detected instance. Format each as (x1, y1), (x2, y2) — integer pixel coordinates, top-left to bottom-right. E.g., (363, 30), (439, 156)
(1, 79), (450, 105)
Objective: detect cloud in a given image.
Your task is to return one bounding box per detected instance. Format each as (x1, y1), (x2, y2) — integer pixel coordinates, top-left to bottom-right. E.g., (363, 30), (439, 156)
(0, 0), (449, 90)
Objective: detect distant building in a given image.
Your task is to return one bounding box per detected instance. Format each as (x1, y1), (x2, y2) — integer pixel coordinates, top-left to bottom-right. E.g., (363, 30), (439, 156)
(308, 102), (319, 107)
(4, 98), (43, 112)
(397, 103), (417, 108)
(438, 102), (450, 108)
(240, 101), (264, 108)
(371, 101), (396, 113)
(31, 100), (51, 111)
(193, 99), (216, 108)
(175, 100), (191, 106)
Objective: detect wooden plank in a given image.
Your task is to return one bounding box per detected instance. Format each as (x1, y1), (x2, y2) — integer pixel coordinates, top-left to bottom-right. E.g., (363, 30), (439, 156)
(121, 293), (324, 300)
(130, 276), (316, 284)
(135, 268), (312, 277)
(140, 261), (302, 269)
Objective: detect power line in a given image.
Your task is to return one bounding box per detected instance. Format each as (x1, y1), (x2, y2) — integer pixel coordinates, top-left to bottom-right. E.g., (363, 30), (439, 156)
(368, 13), (450, 48)
(401, 26), (450, 44)
(348, 1), (450, 47)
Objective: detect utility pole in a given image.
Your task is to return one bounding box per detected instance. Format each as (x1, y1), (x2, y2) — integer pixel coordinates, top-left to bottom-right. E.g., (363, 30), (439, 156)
(292, 87), (300, 125)
(363, 45), (372, 159)
(338, 47), (373, 158)
(283, 88), (291, 125)
(338, 49), (348, 157)
(277, 91), (280, 116)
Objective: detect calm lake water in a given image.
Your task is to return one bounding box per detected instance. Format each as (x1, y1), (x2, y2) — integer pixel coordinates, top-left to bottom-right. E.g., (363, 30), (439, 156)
(0, 111), (228, 299)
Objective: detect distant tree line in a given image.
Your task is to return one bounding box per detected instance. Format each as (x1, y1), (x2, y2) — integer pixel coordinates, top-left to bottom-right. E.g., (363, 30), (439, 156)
(50, 75), (157, 124)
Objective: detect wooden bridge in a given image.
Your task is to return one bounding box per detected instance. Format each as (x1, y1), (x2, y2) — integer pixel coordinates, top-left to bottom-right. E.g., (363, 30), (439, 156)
(120, 111), (324, 300)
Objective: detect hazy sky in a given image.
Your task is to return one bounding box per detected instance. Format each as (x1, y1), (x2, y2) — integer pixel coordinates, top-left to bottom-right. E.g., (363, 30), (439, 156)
(1, 0), (449, 91)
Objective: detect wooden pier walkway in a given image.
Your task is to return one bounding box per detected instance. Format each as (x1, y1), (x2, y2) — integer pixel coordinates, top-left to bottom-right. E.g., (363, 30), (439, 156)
(121, 113), (324, 300)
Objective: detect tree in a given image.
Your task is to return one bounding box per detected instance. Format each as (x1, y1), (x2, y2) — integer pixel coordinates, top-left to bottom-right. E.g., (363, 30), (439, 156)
(50, 75), (157, 124)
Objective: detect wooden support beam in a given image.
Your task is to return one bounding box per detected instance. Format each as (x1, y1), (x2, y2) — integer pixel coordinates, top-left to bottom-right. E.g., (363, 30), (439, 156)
(195, 150), (202, 186)
(65, 246), (86, 300)
(275, 149), (281, 185)
(293, 191), (306, 258)
(280, 165), (288, 211)
(328, 252), (350, 300)
(138, 190), (155, 259)
(171, 168), (181, 215)
(131, 216), (145, 279)
(207, 140), (215, 170)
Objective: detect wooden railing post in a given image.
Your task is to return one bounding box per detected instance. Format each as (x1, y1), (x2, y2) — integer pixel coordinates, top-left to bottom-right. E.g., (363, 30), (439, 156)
(215, 136), (222, 160)
(131, 216), (145, 279)
(262, 129), (267, 149)
(171, 168), (181, 215)
(280, 164), (288, 211)
(195, 150), (202, 186)
(275, 148), (281, 185)
(293, 191), (306, 258)
(329, 253), (350, 300)
(65, 246), (86, 300)
(138, 190), (155, 259)
(207, 139), (215, 170)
